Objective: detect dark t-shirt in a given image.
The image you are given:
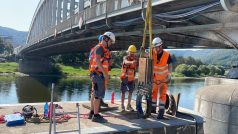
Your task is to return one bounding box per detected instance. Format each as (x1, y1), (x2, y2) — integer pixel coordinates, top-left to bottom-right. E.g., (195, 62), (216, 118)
(157, 51), (172, 64)
(95, 46), (104, 57)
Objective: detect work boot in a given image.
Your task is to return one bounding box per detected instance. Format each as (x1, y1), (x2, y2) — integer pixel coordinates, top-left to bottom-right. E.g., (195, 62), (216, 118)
(157, 109), (165, 120)
(88, 110), (94, 119)
(126, 104), (134, 112)
(121, 105), (125, 112)
(100, 99), (109, 107)
(92, 114), (108, 123)
(151, 106), (156, 114)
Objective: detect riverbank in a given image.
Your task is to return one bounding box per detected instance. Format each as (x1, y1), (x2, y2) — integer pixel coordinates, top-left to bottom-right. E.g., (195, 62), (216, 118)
(56, 64), (121, 77)
(0, 62), (18, 73)
(0, 62), (209, 79)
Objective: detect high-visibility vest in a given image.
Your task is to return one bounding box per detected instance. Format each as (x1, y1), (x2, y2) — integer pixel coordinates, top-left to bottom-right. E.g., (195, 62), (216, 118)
(121, 56), (136, 81)
(153, 49), (170, 81)
(89, 43), (111, 73)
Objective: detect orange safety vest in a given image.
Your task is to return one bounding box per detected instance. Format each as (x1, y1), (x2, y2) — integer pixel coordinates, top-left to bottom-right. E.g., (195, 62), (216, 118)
(153, 49), (170, 81)
(121, 56), (136, 82)
(89, 43), (111, 73)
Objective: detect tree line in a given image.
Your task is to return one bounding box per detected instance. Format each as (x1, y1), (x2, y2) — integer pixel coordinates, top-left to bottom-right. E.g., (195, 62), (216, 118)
(51, 51), (226, 77)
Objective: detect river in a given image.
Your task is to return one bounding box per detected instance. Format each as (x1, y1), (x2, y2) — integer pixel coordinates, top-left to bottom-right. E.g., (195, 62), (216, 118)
(0, 76), (204, 110)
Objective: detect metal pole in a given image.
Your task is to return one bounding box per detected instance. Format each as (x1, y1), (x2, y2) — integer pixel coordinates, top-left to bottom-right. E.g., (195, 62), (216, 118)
(49, 83), (55, 134)
(76, 103), (81, 134)
(53, 104), (56, 134)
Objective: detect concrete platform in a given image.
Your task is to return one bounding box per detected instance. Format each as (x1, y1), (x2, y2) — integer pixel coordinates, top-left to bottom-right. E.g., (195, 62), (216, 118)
(0, 101), (204, 134)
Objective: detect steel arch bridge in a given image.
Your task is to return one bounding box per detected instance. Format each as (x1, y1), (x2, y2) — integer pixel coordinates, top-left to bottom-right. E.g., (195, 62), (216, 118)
(17, 0), (238, 73)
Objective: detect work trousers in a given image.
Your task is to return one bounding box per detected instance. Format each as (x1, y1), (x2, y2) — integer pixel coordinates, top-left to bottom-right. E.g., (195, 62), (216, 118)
(151, 82), (168, 110)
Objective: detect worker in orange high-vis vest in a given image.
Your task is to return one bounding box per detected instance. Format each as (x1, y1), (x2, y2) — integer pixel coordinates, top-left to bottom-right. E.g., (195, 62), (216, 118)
(151, 37), (172, 119)
(88, 31), (116, 123)
(120, 45), (137, 112)
(89, 35), (110, 108)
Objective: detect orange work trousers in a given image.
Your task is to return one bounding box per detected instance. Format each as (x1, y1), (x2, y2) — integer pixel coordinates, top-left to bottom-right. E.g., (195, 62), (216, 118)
(151, 82), (168, 105)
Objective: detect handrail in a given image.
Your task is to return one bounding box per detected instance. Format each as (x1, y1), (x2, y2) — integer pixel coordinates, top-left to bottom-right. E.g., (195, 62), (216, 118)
(21, 0), (166, 54)
(25, 0), (141, 48)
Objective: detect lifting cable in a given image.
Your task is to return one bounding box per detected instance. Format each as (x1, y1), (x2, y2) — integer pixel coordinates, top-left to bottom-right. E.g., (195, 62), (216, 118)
(136, 3), (199, 134)
(136, 0), (153, 119)
(140, 0), (153, 58)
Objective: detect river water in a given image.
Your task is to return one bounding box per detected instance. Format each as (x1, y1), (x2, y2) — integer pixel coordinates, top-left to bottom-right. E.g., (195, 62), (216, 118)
(0, 76), (204, 110)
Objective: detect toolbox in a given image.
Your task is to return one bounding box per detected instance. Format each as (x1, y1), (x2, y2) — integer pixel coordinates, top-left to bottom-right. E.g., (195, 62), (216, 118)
(4, 113), (25, 126)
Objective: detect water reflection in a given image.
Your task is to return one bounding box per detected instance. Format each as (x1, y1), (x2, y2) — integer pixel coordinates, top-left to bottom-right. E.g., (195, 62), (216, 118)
(168, 78), (204, 109)
(0, 76), (18, 104)
(0, 76), (204, 110)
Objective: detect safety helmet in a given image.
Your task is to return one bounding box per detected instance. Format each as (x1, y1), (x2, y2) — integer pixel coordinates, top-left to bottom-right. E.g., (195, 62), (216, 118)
(103, 32), (116, 44)
(152, 37), (163, 47)
(98, 35), (103, 42)
(128, 45), (137, 53)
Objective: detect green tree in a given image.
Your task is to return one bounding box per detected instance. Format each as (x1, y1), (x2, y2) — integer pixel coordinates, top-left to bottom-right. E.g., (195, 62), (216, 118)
(198, 65), (210, 76)
(188, 65), (198, 76)
(111, 51), (127, 68)
(208, 65), (216, 76)
(175, 64), (189, 76)
(218, 66), (225, 75)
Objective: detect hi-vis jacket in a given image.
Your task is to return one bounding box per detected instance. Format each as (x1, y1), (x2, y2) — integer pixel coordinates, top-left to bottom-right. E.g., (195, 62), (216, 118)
(89, 43), (111, 73)
(153, 49), (170, 81)
(121, 56), (136, 82)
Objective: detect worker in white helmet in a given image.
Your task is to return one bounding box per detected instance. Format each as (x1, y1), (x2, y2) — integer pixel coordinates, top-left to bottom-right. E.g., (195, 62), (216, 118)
(151, 37), (173, 119)
(88, 31), (115, 123)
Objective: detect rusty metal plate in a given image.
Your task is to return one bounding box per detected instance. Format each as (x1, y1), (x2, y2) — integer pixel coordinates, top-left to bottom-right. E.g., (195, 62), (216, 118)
(138, 58), (153, 85)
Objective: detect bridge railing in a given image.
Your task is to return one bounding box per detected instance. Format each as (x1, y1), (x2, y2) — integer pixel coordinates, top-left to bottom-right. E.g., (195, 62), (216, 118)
(23, 0), (143, 53)
(85, 1), (107, 20)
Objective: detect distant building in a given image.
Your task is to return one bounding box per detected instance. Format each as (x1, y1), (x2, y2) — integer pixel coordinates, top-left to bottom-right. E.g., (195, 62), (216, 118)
(13, 45), (23, 55)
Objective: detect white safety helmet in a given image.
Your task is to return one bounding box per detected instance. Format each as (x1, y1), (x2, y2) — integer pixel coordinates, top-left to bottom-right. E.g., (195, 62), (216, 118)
(152, 37), (163, 47)
(103, 31), (116, 44)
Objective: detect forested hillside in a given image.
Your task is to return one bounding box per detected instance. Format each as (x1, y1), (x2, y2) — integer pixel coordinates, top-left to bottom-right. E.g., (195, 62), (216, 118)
(0, 26), (27, 48)
(169, 49), (238, 66)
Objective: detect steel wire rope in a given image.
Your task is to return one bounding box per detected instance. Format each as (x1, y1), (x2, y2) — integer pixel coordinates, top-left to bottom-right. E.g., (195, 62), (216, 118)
(155, 2), (220, 19)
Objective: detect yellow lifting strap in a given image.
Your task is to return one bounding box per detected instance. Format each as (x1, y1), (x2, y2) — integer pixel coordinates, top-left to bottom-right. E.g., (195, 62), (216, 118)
(140, 0), (153, 59)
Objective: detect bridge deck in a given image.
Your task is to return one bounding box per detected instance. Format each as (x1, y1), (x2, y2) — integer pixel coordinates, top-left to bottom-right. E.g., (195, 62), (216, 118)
(0, 101), (203, 134)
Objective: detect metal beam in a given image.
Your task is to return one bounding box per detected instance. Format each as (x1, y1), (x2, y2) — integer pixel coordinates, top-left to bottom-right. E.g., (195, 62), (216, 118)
(153, 23), (238, 33)
(57, 0), (63, 24)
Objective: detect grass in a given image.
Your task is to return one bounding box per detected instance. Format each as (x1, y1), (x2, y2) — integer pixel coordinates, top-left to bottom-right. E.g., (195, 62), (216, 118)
(59, 64), (121, 77)
(58, 64), (89, 76)
(108, 68), (121, 76)
(0, 62), (18, 73)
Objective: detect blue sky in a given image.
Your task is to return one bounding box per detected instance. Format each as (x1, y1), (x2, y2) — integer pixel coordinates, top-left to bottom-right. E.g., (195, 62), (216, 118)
(0, 0), (40, 31)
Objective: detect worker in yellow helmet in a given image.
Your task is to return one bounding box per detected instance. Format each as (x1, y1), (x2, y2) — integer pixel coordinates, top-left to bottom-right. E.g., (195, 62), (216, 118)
(120, 45), (138, 112)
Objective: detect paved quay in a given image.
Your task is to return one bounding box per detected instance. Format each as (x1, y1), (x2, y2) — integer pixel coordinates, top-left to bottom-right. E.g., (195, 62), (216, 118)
(0, 101), (204, 134)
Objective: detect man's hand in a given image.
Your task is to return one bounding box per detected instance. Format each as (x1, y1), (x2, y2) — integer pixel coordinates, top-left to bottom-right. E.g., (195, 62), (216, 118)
(132, 60), (137, 65)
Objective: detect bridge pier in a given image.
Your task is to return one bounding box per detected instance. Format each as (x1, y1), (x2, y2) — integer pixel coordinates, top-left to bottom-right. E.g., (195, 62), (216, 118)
(195, 77), (238, 134)
(18, 57), (51, 74)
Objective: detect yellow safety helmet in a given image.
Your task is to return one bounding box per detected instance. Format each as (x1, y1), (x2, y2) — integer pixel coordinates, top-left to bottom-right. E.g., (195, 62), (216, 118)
(128, 45), (137, 53)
